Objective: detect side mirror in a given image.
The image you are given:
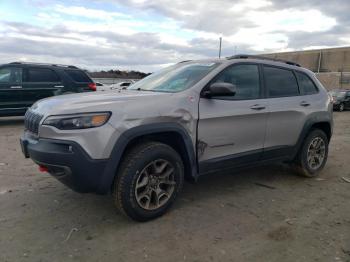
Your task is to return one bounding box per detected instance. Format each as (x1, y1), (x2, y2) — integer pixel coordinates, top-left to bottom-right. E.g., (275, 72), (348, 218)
(203, 82), (236, 98)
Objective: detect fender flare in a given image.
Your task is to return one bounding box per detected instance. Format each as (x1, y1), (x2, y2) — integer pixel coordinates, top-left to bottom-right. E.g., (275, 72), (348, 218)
(97, 123), (197, 194)
(292, 112), (333, 159)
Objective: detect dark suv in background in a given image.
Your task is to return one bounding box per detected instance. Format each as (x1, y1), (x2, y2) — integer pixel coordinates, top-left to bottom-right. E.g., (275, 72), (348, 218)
(329, 89), (350, 111)
(0, 62), (96, 116)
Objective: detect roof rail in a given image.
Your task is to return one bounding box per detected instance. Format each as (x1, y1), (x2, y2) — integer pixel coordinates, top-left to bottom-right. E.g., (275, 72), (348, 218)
(226, 54), (301, 67)
(178, 60), (192, 64)
(9, 62), (78, 69)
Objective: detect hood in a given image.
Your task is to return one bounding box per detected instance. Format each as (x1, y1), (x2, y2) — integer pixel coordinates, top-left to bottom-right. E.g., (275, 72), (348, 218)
(31, 90), (169, 116)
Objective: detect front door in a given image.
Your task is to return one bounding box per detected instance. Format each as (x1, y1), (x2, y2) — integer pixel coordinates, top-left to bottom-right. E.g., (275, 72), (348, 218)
(197, 64), (268, 173)
(0, 67), (25, 115)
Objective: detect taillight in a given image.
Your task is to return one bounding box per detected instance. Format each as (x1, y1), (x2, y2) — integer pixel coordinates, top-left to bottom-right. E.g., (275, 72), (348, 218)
(88, 83), (97, 91)
(39, 165), (48, 172)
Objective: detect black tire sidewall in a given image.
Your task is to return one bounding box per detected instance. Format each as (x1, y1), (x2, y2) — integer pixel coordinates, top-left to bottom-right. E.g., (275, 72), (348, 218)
(300, 129), (329, 176)
(118, 143), (184, 221)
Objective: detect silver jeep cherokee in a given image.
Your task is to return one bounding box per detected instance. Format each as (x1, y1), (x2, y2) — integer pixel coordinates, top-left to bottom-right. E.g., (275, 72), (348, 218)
(20, 55), (333, 221)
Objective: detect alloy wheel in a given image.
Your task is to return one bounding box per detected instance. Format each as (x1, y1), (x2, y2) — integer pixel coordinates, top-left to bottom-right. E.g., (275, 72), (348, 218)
(135, 159), (176, 210)
(307, 137), (326, 170)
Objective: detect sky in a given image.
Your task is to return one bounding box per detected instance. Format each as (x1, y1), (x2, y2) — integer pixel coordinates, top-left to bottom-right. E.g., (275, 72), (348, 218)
(0, 0), (349, 72)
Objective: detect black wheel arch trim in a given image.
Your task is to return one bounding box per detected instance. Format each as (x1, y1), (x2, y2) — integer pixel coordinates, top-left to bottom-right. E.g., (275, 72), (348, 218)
(97, 123), (197, 193)
(292, 112), (333, 159)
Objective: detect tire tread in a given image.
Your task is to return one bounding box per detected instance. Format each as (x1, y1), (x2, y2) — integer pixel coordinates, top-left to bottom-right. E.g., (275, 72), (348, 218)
(114, 141), (183, 221)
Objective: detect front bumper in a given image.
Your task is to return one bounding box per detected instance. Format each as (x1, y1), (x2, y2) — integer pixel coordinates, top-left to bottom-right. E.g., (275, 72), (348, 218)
(20, 136), (108, 193)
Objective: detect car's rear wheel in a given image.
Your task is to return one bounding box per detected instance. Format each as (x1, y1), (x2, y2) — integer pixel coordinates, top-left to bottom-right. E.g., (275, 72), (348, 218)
(114, 141), (184, 221)
(293, 129), (329, 177)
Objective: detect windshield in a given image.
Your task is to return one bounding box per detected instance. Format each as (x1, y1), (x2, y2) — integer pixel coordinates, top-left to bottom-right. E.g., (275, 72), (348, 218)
(128, 62), (220, 93)
(330, 91), (346, 98)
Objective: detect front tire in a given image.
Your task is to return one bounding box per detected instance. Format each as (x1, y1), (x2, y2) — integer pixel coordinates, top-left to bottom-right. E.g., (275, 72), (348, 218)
(339, 103), (345, 112)
(114, 141), (184, 221)
(293, 129), (329, 177)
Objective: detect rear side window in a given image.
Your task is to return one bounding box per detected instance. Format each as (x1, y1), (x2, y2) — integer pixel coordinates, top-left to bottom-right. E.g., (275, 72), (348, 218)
(264, 66), (299, 98)
(295, 71), (318, 95)
(24, 68), (60, 82)
(65, 70), (91, 82)
(0, 67), (22, 83)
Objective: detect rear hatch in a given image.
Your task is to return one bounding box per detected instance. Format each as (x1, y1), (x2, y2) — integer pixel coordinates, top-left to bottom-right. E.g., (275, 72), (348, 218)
(64, 69), (96, 92)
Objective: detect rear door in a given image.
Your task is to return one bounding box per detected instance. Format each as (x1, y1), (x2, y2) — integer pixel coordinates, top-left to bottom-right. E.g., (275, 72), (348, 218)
(198, 63), (268, 173)
(0, 67), (25, 113)
(21, 67), (62, 107)
(262, 65), (306, 159)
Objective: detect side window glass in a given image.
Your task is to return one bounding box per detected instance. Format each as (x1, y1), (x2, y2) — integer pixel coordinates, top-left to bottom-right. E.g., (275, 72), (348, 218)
(264, 66), (299, 98)
(11, 68), (22, 84)
(24, 68), (60, 82)
(0, 68), (12, 83)
(0, 68), (22, 84)
(296, 71), (318, 95)
(213, 64), (260, 100)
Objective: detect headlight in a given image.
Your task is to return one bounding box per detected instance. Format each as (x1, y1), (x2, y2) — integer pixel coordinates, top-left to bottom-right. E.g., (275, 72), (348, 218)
(43, 112), (111, 130)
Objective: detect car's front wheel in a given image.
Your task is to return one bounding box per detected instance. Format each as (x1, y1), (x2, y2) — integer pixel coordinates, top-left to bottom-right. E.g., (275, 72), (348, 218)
(114, 141), (184, 221)
(339, 103), (345, 112)
(293, 129), (329, 177)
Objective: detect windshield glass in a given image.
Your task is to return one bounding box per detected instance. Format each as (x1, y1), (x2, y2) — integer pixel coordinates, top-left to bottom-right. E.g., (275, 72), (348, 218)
(330, 91), (346, 98)
(128, 62), (220, 93)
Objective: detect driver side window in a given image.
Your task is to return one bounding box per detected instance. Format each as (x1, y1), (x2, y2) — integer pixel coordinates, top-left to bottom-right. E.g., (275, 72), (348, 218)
(213, 64), (260, 100)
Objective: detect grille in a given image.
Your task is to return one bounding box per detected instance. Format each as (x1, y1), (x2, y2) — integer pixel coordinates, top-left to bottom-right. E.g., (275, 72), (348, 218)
(24, 110), (43, 135)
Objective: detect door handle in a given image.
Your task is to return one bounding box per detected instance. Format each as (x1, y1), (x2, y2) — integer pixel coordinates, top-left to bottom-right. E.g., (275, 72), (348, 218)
(250, 104), (266, 110)
(54, 85), (64, 88)
(10, 86), (22, 89)
(300, 101), (310, 107)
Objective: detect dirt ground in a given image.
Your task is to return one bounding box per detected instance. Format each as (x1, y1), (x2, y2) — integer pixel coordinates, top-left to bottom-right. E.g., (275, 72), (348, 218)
(0, 112), (349, 262)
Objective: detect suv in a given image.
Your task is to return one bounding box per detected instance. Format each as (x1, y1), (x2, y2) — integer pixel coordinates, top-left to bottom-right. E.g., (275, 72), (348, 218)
(0, 62), (96, 116)
(329, 89), (350, 111)
(20, 55), (333, 221)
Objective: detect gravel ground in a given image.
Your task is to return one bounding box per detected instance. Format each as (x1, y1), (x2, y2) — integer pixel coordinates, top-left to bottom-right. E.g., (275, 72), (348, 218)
(0, 112), (349, 262)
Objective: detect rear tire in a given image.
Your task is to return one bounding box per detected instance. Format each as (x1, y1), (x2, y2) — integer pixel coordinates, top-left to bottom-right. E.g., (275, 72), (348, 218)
(114, 141), (184, 221)
(293, 129), (329, 177)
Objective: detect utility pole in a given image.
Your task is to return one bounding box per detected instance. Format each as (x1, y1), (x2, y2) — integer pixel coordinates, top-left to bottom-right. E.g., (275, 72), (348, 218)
(317, 50), (322, 73)
(218, 37), (222, 59)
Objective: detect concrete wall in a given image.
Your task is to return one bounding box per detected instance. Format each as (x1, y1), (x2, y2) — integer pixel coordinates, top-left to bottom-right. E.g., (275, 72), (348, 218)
(265, 46), (350, 73)
(315, 72), (350, 90)
(316, 73), (341, 90)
